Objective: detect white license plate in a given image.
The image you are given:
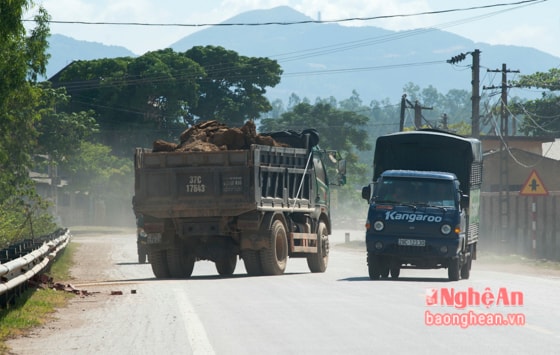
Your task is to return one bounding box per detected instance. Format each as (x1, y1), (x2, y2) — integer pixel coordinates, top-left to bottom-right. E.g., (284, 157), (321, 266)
(398, 238), (425, 247)
(147, 233), (162, 244)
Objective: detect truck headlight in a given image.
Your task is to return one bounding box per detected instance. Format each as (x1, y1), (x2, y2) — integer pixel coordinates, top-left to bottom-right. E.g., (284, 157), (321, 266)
(373, 221), (385, 231)
(440, 224), (452, 235)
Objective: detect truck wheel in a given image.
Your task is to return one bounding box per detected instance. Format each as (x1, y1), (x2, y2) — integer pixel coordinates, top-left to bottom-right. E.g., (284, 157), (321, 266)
(461, 253), (472, 280)
(216, 255), (237, 276)
(381, 260), (390, 278)
(448, 257), (460, 281)
(138, 245), (148, 264)
(242, 250), (263, 276)
(390, 267), (400, 279)
(367, 252), (382, 280)
(167, 248), (195, 278)
(260, 219), (288, 275)
(307, 222), (329, 273)
(149, 250), (170, 279)
(138, 251), (148, 264)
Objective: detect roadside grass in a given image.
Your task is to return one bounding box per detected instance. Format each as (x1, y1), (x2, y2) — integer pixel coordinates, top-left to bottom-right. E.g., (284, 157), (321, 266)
(0, 242), (76, 354)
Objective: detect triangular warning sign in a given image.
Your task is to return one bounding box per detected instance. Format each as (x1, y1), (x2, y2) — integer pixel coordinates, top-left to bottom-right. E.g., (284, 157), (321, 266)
(520, 170), (548, 196)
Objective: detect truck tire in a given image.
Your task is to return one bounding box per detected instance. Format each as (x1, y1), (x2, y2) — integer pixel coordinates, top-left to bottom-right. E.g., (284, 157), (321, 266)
(138, 251), (148, 264)
(167, 248), (195, 278)
(242, 250), (263, 276)
(307, 222), (329, 273)
(260, 219), (288, 275)
(381, 262), (390, 278)
(448, 257), (460, 281)
(149, 250), (170, 279)
(367, 252), (382, 280)
(216, 255), (237, 276)
(461, 249), (472, 280)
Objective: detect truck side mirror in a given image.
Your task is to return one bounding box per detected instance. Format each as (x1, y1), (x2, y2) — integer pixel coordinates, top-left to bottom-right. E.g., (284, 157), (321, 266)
(337, 159), (346, 175)
(362, 185), (371, 201)
(335, 159), (346, 185)
(460, 194), (469, 209)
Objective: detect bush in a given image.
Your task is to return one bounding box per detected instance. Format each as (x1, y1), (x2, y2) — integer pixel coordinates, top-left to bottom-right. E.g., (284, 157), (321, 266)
(0, 195), (57, 249)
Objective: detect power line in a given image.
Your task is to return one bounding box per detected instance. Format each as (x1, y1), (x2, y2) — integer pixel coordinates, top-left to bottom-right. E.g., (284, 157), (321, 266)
(27, 0), (545, 27)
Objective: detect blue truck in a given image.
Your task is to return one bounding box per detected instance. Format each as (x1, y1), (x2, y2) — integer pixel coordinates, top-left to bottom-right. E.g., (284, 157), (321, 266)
(361, 129), (483, 281)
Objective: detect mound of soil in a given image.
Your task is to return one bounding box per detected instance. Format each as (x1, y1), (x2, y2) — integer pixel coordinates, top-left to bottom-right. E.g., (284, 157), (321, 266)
(152, 120), (285, 152)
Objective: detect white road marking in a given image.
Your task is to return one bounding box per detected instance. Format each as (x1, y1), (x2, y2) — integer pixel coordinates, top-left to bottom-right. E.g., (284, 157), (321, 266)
(175, 290), (216, 355)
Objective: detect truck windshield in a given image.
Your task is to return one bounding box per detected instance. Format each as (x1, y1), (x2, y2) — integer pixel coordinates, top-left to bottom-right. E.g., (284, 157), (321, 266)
(376, 178), (455, 207)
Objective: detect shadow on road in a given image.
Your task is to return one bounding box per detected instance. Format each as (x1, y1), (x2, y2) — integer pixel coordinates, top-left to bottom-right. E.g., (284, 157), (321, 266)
(338, 276), (452, 282)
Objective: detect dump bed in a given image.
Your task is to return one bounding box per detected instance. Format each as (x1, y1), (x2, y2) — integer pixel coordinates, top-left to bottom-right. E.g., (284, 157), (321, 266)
(134, 144), (316, 219)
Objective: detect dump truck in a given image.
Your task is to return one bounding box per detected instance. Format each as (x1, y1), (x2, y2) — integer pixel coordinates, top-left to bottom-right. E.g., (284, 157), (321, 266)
(133, 126), (345, 278)
(361, 129), (482, 281)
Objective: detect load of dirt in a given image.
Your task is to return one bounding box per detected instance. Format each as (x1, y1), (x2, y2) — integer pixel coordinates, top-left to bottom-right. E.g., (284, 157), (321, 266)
(152, 120), (285, 153)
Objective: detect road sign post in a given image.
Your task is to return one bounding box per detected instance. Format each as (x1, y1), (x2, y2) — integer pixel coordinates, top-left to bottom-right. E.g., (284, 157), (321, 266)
(519, 170), (548, 258)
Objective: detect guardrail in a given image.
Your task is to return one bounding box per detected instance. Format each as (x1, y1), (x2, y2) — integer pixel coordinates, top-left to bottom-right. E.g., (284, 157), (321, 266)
(0, 228), (71, 309)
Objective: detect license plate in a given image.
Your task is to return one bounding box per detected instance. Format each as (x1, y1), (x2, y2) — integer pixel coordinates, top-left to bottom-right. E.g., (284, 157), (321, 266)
(398, 238), (425, 247)
(147, 233), (162, 244)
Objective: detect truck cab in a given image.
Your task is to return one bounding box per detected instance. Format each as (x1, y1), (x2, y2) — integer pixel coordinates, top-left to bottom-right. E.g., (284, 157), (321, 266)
(363, 170), (466, 280)
(362, 129), (482, 281)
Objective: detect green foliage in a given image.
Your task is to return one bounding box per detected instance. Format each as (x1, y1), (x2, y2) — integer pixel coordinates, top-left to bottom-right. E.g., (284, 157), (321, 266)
(511, 68), (560, 137)
(0, 188), (57, 248)
(34, 84), (99, 162)
(55, 51), (202, 156)
(53, 46), (282, 156)
(185, 45), (282, 126)
(0, 2), (50, 201)
(515, 68), (560, 91)
(0, 2), (58, 247)
(509, 94), (560, 137)
(259, 99), (372, 215)
(60, 141), (133, 198)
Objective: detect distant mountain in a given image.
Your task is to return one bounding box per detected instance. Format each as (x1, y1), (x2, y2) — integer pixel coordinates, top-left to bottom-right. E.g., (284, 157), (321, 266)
(171, 6), (559, 103)
(45, 6), (559, 103)
(45, 34), (136, 77)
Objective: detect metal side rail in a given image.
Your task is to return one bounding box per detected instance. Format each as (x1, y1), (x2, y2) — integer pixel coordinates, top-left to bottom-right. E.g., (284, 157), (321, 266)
(0, 229), (71, 308)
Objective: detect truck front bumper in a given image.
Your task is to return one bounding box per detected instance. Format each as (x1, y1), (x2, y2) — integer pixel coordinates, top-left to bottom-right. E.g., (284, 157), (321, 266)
(366, 233), (461, 259)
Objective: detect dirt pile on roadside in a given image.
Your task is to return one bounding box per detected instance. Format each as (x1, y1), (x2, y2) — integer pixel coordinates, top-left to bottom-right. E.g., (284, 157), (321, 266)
(152, 120), (285, 152)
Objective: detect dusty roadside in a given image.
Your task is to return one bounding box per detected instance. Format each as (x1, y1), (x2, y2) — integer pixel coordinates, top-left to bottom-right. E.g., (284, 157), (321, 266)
(6, 230), (137, 354)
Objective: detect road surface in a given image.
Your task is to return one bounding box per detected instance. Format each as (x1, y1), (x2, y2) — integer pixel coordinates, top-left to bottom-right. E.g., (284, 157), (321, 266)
(7, 229), (560, 354)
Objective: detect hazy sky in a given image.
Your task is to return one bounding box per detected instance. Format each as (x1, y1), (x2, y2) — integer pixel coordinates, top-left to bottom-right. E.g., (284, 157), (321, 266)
(32, 0), (560, 58)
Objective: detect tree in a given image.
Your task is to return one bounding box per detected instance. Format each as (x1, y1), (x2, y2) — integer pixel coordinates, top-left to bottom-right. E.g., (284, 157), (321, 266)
(53, 50), (204, 156)
(0, 2), (56, 244)
(511, 68), (560, 137)
(61, 142), (132, 198)
(184, 45), (282, 126)
(53, 46), (283, 156)
(261, 101), (371, 220)
(260, 102), (370, 154)
(35, 84), (99, 163)
(0, 2), (50, 200)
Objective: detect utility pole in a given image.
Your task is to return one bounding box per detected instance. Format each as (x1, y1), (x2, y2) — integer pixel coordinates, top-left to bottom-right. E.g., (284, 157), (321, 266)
(471, 49), (481, 138)
(483, 63), (520, 240)
(441, 113), (448, 130)
(399, 94), (432, 131)
(447, 49), (481, 137)
(399, 94), (407, 132)
(414, 100), (433, 129)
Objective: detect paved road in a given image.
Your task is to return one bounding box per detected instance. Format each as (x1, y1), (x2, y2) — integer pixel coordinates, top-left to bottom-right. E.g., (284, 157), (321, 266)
(7, 230), (560, 354)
